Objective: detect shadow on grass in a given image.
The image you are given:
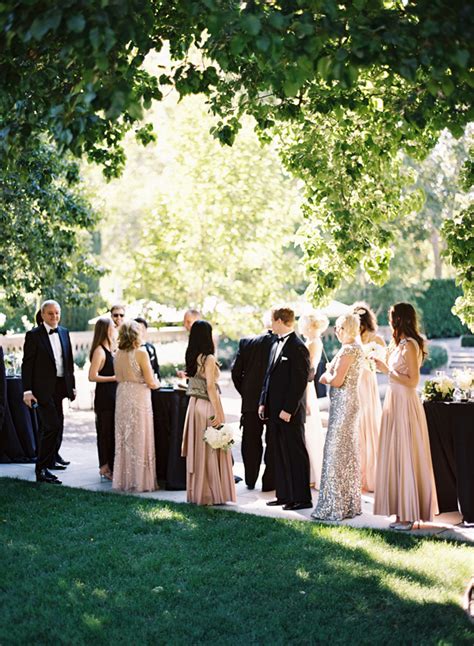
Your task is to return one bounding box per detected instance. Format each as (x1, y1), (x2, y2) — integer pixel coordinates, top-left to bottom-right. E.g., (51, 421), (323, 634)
(1, 478), (473, 645)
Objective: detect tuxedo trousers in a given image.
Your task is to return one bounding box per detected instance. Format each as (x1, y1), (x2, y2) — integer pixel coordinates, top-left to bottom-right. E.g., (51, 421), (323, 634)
(240, 412), (275, 490)
(36, 378), (67, 472)
(270, 418), (311, 504)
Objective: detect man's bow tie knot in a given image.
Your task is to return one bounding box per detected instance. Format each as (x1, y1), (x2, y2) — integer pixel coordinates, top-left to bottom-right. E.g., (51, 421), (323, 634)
(49, 328), (59, 335)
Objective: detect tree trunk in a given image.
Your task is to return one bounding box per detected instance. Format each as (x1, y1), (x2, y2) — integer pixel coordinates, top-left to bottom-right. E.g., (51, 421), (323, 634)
(431, 228), (443, 279)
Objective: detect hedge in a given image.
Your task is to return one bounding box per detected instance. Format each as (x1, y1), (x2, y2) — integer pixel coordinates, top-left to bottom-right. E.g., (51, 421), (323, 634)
(416, 279), (468, 339)
(420, 344), (448, 374)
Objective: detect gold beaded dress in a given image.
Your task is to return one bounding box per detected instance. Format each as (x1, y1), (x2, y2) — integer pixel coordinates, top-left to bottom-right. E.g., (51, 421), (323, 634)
(312, 343), (364, 521)
(112, 349), (157, 493)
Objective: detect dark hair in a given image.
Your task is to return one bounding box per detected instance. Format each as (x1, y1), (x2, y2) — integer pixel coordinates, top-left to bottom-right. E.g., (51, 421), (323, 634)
(389, 302), (427, 359)
(35, 310), (43, 326)
(185, 320), (215, 377)
(90, 317), (114, 361)
(352, 301), (377, 335)
(134, 317), (148, 328)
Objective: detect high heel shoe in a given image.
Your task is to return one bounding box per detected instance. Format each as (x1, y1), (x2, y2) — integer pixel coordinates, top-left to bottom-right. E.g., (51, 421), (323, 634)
(393, 521), (414, 531)
(99, 466), (113, 481)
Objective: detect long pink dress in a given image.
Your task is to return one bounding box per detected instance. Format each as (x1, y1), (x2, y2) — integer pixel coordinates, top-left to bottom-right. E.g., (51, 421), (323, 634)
(359, 335), (383, 492)
(374, 338), (438, 522)
(181, 357), (236, 505)
(112, 349), (157, 493)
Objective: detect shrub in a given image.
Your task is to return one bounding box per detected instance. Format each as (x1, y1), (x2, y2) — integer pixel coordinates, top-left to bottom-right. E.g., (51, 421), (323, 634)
(217, 337), (239, 370)
(159, 363), (185, 379)
(461, 335), (474, 347)
(421, 344), (448, 374)
(73, 349), (88, 369)
(416, 279), (469, 339)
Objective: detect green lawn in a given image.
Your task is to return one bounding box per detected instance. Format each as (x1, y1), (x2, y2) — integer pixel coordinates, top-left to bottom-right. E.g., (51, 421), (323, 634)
(1, 478), (472, 645)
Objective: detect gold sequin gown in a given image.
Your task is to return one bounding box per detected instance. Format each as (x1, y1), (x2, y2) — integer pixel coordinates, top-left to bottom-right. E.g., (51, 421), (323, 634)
(312, 343), (364, 521)
(112, 349), (157, 493)
(374, 338), (438, 522)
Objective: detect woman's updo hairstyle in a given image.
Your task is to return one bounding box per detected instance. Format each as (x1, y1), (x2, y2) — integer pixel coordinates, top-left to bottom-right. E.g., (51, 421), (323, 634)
(118, 320), (141, 351)
(335, 313), (360, 341)
(352, 301), (377, 336)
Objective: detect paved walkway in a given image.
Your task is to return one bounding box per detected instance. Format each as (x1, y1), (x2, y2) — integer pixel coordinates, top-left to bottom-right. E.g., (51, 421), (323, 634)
(1, 371), (472, 543)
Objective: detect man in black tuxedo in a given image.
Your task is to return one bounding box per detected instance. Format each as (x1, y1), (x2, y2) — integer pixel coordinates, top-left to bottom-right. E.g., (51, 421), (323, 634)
(135, 317), (161, 379)
(231, 330), (275, 491)
(22, 300), (76, 484)
(259, 306), (312, 510)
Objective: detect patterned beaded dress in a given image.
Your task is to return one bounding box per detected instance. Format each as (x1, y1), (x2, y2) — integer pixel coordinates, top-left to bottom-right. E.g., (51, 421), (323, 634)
(112, 349), (157, 493)
(312, 343), (364, 521)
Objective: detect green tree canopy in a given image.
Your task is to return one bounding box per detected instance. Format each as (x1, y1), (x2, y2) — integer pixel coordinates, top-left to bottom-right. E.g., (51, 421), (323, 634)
(1, 1), (473, 324)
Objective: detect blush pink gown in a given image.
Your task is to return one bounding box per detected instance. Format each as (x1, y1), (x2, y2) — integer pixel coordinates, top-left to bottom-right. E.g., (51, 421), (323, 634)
(181, 357), (236, 505)
(374, 338), (438, 522)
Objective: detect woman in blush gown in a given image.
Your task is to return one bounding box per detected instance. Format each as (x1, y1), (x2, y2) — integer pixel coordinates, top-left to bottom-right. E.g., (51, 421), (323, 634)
(113, 320), (159, 493)
(352, 302), (385, 492)
(299, 311), (329, 490)
(373, 302), (437, 531)
(311, 313), (364, 522)
(181, 320), (236, 506)
(88, 316), (117, 481)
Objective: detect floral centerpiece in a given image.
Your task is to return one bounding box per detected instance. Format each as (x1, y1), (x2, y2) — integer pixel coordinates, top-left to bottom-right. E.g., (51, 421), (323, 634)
(203, 423), (234, 451)
(362, 342), (386, 372)
(453, 368), (474, 398)
(422, 375), (455, 402)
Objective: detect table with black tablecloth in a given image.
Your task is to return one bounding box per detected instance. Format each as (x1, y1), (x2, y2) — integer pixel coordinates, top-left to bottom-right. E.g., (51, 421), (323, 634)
(151, 387), (188, 490)
(424, 401), (474, 523)
(0, 369), (38, 463)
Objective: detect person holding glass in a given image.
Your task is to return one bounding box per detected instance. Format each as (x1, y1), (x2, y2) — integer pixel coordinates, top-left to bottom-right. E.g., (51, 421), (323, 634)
(311, 313), (364, 521)
(373, 302), (437, 531)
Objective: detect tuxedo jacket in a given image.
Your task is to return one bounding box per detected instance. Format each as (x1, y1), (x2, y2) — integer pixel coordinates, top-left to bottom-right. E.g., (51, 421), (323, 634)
(259, 331), (310, 424)
(144, 341), (161, 379)
(22, 324), (76, 404)
(231, 331), (274, 413)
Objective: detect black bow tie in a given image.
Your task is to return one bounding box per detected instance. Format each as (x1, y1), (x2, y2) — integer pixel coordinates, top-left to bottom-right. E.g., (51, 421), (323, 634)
(49, 328), (59, 335)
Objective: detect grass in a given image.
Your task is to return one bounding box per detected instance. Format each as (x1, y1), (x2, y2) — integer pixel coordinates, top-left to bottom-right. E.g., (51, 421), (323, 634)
(1, 478), (473, 645)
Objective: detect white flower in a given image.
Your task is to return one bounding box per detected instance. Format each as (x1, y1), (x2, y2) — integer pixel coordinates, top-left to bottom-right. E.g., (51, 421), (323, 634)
(434, 376), (455, 395)
(452, 368), (473, 391)
(203, 423), (234, 451)
(362, 342), (385, 372)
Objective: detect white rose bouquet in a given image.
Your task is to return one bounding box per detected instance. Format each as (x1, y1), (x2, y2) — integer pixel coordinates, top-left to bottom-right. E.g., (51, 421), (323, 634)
(203, 423), (234, 451)
(362, 342), (386, 372)
(452, 368), (473, 392)
(422, 375), (455, 402)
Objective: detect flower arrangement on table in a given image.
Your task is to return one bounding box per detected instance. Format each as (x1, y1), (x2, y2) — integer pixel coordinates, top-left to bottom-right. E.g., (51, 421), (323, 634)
(452, 368), (473, 400)
(3, 351), (23, 376)
(362, 342), (386, 372)
(203, 422), (234, 451)
(422, 375), (455, 402)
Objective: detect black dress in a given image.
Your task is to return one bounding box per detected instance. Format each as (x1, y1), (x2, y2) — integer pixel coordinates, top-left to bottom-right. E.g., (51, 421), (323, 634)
(94, 345), (117, 470)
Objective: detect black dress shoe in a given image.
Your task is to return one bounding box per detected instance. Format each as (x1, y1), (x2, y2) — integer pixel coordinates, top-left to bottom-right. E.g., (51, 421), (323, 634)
(284, 502), (313, 511)
(266, 499), (287, 506)
(246, 484), (255, 490)
(48, 463), (67, 470)
(234, 475), (243, 484)
(36, 469), (62, 484)
(56, 455), (70, 466)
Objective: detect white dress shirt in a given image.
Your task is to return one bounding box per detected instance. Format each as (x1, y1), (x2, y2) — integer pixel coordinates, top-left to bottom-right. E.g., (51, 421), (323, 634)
(272, 332), (292, 366)
(43, 322), (65, 377)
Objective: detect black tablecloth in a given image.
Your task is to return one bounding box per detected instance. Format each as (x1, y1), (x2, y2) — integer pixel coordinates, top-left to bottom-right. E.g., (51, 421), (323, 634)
(0, 374), (38, 463)
(424, 401), (474, 523)
(152, 388), (188, 490)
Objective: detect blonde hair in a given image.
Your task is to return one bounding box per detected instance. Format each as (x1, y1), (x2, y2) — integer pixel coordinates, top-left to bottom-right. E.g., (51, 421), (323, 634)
(118, 320), (141, 351)
(272, 306), (295, 326)
(299, 312), (329, 337)
(335, 313), (360, 340)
